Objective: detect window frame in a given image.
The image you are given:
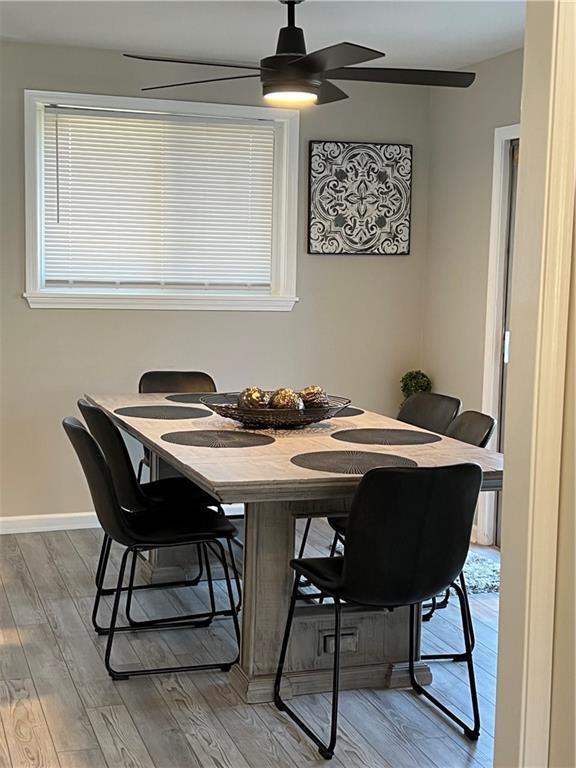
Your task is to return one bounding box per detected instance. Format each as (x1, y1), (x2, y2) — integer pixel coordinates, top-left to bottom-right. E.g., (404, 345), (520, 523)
(24, 90), (300, 311)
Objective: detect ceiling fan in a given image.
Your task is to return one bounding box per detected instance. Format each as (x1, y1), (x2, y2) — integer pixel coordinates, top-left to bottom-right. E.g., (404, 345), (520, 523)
(124, 0), (475, 107)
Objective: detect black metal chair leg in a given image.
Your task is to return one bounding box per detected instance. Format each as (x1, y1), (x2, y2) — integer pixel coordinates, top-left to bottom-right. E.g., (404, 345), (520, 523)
(97, 537), (205, 599)
(409, 589), (481, 740)
(96, 542), (215, 635)
(274, 577), (300, 710)
(105, 541), (241, 681)
(212, 540), (241, 668)
(459, 571), (475, 651)
(204, 543), (217, 616)
(92, 535), (112, 632)
(136, 457), (145, 483)
(298, 518), (312, 559)
(226, 538), (243, 611)
(422, 595), (437, 622)
(274, 578), (342, 760)
(436, 587), (451, 609)
(104, 547), (131, 680)
(124, 548), (139, 624)
(328, 533), (340, 558)
(95, 534), (111, 588)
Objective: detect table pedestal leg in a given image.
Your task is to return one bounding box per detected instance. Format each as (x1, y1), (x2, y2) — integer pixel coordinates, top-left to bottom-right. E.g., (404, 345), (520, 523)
(229, 499), (431, 704)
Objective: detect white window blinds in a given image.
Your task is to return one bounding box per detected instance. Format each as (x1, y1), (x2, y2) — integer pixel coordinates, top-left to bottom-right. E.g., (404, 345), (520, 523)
(41, 107), (276, 292)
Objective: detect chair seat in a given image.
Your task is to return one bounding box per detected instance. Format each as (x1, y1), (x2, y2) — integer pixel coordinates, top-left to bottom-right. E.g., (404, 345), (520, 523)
(291, 556), (345, 596)
(141, 477), (218, 508)
(327, 516), (348, 536)
(291, 554), (454, 607)
(128, 505), (237, 546)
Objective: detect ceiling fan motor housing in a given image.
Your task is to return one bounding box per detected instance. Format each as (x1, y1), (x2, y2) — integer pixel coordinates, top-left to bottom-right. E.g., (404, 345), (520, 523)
(260, 24), (322, 99)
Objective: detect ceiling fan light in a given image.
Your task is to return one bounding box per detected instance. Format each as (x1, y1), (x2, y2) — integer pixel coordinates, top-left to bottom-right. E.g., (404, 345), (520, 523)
(263, 89), (318, 106)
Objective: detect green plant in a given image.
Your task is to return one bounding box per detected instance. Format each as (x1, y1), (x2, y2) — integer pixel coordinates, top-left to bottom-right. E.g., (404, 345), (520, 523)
(400, 370), (432, 401)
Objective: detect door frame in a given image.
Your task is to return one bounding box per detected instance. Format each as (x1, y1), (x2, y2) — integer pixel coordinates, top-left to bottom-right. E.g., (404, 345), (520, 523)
(494, 0), (575, 765)
(475, 123), (520, 545)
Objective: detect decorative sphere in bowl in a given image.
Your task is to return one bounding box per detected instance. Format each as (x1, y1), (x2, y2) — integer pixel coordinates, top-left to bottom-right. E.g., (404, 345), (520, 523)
(299, 385), (330, 408)
(238, 386), (270, 409)
(269, 388), (304, 410)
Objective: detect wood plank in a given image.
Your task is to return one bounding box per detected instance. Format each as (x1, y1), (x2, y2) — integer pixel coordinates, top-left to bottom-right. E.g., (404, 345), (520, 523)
(43, 598), (122, 709)
(0, 582), (30, 679)
(153, 674), (254, 768)
(253, 699), (345, 767)
(0, 536), (46, 626)
(0, 718), (10, 768)
(16, 534), (69, 603)
(66, 529), (103, 574)
(72, 597), (142, 672)
(359, 687), (493, 768)
(57, 749), (108, 768)
(190, 671), (300, 768)
(0, 678), (60, 768)
(291, 691), (397, 768)
(16, 623), (98, 751)
(86, 706), (155, 768)
(116, 677), (202, 768)
(42, 532), (96, 598)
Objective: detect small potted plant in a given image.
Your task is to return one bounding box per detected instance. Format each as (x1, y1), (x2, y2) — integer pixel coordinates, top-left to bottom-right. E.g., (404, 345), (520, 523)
(400, 370), (432, 402)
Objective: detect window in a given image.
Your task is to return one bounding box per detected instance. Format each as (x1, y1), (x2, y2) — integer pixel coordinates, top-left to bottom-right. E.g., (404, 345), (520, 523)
(25, 91), (299, 310)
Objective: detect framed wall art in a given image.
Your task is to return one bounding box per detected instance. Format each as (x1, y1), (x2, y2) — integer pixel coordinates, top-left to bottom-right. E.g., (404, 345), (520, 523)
(308, 140), (413, 255)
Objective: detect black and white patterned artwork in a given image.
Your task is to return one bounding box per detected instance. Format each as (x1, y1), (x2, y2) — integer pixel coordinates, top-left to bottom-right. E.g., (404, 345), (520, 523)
(308, 141), (412, 255)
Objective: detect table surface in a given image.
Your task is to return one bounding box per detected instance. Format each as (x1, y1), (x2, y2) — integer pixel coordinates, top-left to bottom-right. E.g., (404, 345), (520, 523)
(86, 393), (504, 503)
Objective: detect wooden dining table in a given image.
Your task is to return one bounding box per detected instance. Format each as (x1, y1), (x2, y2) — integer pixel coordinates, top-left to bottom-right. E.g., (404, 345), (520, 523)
(86, 392), (503, 704)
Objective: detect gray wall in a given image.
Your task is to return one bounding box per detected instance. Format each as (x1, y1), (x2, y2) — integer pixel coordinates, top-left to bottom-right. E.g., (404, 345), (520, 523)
(0, 40), (430, 518)
(422, 49), (524, 408)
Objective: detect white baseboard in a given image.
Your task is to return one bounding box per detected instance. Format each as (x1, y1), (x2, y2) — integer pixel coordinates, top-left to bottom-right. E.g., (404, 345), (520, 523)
(0, 503), (245, 535)
(0, 512), (99, 535)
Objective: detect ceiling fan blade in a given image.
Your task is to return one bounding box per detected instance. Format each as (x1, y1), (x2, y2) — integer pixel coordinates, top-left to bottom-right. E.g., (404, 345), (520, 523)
(295, 42), (385, 73)
(317, 80), (349, 104)
(142, 73), (260, 92)
(327, 67), (476, 88)
(124, 53), (263, 71)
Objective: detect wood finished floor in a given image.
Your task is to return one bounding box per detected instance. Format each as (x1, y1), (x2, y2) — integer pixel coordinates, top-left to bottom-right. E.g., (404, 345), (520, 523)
(0, 521), (499, 768)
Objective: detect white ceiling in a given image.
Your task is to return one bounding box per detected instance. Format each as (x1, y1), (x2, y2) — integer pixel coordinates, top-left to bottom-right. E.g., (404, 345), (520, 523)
(0, 0), (525, 70)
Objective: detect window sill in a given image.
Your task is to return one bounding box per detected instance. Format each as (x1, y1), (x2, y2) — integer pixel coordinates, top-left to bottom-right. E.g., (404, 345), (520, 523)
(23, 291), (299, 312)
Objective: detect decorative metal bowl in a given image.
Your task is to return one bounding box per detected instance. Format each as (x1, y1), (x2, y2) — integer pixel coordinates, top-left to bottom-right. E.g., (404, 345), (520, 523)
(200, 392), (351, 429)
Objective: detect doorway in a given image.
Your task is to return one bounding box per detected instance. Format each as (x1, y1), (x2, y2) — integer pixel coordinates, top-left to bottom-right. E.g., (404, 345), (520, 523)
(495, 138), (519, 546)
(478, 124), (521, 547)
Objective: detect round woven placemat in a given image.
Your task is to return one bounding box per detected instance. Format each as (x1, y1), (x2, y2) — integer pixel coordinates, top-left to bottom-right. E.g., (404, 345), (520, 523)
(333, 407), (365, 418)
(290, 450), (417, 475)
(161, 430), (275, 448)
(165, 393), (212, 404)
(331, 428), (441, 446)
(114, 405), (210, 420)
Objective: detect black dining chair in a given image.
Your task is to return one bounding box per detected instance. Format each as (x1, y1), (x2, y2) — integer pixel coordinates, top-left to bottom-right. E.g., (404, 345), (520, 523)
(445, 410), (496, 447)
(274, 464), (483, 760)
(326, 409), (497, 610)
(297, 391), (463, 561)
(396, 391), (462, 434)
(63, 416), (240, 680)
(77, 399), (241, 635)
(137, 370), (217, 482)
(421, 409), (496, 619)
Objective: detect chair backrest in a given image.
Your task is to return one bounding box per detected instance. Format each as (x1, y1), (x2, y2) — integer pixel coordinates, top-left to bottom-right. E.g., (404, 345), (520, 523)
(138, 370), (216, 394)
(445, 410), (496, 448)
(78, 399), (145, 511)
(62, 417), (136, 546)
(342, 464), (482, 606)
(396, 392), (461, 434)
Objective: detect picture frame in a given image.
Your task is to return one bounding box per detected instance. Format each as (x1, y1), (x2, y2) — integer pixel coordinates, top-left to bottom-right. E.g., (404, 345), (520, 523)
(308, 140), (413, 255)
